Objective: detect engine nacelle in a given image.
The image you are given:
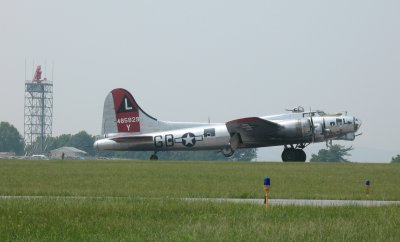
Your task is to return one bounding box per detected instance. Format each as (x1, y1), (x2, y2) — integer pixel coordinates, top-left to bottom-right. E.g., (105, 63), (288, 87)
(277, 118), (311, 138)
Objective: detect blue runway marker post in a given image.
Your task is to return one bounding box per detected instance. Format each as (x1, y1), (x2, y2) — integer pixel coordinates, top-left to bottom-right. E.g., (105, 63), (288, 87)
(263, 177), (271, 208)
(365, 179), (371, 195)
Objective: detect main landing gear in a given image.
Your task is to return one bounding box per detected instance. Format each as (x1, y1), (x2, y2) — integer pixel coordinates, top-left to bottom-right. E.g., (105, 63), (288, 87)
(281, 145), (307, 162)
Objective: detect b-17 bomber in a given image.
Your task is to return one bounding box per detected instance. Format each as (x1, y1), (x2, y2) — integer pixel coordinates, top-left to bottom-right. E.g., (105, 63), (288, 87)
(94, 88), (361, 161)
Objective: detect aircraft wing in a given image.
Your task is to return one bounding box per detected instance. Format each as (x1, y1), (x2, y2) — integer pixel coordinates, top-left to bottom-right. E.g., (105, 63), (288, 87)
(110, 135), (153, 143)
(226, 117), (282, 145)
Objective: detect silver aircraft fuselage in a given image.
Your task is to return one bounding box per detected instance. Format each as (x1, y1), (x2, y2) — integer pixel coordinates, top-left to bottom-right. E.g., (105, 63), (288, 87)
(95, 113), (361, 151)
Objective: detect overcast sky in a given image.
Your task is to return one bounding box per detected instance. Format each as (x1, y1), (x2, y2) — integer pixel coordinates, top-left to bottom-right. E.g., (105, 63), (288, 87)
(1, 0), (399, 161)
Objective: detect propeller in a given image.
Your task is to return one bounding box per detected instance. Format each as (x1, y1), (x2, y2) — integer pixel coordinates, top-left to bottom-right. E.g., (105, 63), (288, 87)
(321, 118), (332, 147)
(309, 108), (315, 143)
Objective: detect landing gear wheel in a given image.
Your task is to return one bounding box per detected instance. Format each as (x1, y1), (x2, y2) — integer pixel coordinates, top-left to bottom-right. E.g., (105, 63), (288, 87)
(222, 147), (234, 157)
(286, 148), (298, 161)
(297, 149), (306, 162)
(150, 154), (158, 160)
(282, 148), (306, 162)
(281, 148), (291, 162)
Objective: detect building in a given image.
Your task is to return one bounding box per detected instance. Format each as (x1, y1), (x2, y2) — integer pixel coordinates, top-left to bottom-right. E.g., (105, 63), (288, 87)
(49, 147), (87, 159)
(0, 152), (16, 159)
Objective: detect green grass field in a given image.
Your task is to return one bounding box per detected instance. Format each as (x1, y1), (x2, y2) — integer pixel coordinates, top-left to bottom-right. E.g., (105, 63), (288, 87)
(0, 160), (399, 241)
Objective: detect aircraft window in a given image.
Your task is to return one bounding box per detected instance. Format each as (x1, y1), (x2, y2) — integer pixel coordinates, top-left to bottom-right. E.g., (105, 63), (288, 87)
(330, 122), (335, 126)
(336, 118), (343, 126)
(204, 128), (216, 137)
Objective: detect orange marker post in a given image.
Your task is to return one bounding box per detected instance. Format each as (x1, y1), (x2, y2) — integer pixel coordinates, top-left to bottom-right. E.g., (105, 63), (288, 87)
(365, 179), (371, 195)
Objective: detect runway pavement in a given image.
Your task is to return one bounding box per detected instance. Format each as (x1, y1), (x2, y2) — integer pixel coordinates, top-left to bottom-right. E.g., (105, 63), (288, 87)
(183, 198), (400, 206)
(1, 195), (399, 206)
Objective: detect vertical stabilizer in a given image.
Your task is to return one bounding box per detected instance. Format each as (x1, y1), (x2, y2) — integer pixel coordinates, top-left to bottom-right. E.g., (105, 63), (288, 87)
(101, 88), (157, 134)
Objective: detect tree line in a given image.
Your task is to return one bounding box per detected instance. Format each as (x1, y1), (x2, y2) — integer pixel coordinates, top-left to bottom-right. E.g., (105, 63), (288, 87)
(0, 121), (257, 161)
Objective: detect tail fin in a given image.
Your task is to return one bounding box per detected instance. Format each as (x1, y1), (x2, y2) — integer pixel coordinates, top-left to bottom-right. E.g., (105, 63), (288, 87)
(101, 88), (157, 134)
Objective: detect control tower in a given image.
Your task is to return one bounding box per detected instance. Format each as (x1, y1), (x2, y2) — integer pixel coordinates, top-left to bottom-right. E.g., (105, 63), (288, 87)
(24, 65), (53, 155)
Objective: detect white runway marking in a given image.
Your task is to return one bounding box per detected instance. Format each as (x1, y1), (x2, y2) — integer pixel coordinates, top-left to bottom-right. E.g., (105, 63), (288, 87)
(1, 195), (399, 206)
(184, 198), (400, 206)
(0, 195), (125, 200)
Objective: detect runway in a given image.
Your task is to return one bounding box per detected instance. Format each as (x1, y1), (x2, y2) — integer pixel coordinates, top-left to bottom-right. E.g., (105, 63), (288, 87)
(183, 198), (400, 207)
(1, 195), (399, 206)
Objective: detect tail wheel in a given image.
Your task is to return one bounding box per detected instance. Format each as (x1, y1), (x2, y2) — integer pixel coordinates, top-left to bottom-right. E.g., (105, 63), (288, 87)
(222, 147), (234, 157)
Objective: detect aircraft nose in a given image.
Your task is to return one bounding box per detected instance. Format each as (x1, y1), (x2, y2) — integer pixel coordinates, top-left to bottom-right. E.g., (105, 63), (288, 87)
(354, 117), (362, 131)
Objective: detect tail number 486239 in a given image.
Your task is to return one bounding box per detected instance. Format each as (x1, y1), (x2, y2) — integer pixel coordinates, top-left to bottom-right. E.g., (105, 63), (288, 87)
(117, 117), (140, 124)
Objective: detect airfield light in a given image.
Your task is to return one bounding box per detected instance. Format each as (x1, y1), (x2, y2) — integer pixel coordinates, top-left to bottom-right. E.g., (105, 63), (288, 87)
(365, 180), (371, 195)
(263, 177), (271, 208)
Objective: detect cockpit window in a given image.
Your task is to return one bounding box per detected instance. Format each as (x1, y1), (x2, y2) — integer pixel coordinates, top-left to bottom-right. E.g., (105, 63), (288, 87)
(343, 119), (352, 125)
(336, 118), (343, 126)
